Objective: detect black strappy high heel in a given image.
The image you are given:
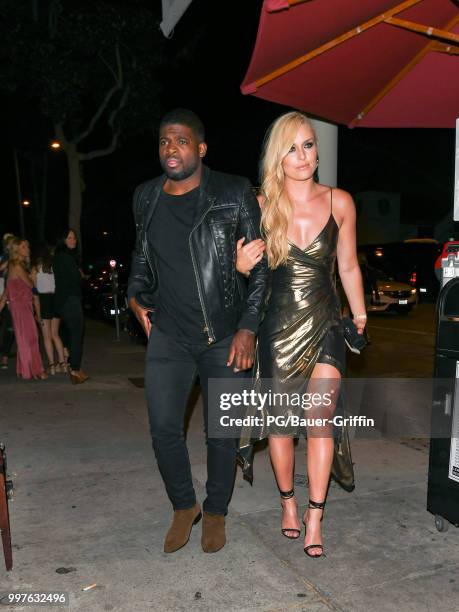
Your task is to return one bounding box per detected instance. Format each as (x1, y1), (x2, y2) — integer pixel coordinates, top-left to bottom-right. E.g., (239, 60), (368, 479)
(279, 488), (301, 539)
(303, 499), (326, 558)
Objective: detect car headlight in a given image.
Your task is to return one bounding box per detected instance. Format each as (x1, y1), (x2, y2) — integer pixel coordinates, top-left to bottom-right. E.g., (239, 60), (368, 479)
(411, 289), (416, 294)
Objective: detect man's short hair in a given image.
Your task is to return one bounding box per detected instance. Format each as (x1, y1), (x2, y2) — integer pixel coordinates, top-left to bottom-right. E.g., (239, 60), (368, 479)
(159, 108), (205, 142)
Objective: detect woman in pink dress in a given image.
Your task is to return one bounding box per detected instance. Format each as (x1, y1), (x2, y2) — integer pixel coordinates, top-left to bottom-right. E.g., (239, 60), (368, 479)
(0, 238), (47, 380)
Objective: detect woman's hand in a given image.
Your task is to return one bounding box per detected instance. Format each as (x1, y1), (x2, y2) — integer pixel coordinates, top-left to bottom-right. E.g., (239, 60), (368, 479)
(353, 313), (367, 335)
(236, 237), (265, 276)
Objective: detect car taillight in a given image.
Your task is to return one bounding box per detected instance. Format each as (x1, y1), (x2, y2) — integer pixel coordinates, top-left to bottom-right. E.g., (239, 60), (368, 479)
(410, 271), (417, 285)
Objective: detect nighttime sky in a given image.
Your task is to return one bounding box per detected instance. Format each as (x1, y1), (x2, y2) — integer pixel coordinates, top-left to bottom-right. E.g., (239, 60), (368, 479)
(0, 0), (455, 260)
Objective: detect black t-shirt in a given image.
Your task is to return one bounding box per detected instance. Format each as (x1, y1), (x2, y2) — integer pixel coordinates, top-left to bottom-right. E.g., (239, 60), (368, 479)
(147, 187), (207, 342)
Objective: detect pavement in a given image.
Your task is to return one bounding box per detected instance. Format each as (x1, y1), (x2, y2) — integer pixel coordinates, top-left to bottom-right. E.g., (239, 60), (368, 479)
(0, 317), (458, 612)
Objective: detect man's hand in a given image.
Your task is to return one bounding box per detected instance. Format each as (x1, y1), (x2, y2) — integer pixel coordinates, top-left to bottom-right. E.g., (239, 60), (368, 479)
(227, 329), (255, 372)
(129, 296), (152, 338)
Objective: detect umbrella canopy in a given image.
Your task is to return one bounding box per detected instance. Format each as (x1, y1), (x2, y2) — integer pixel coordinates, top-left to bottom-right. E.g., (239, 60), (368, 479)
(241, 0), (459, 127)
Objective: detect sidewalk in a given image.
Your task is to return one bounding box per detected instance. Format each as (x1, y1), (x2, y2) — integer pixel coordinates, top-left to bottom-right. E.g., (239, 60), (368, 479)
(0, 320), (458, 612)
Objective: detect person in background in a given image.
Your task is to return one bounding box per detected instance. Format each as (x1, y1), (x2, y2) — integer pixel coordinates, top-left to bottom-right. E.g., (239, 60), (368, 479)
(0, 233), (15, 370)
(31, 244), (66, 375)
(0, 237), (47, 380)
(357, 252), (380, 304)
(53, 229), (88, 384)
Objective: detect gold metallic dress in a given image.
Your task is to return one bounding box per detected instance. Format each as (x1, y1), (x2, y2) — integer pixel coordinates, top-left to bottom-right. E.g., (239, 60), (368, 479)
(239, 192), (355, 491)
(258, 211), (343, 383)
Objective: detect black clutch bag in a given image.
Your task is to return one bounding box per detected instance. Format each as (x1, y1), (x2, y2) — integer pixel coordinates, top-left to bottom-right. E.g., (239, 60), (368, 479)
(342, 316), (368, 354)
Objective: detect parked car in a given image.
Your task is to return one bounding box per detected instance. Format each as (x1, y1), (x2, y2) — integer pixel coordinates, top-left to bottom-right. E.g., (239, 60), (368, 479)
(337, 264), (417, 315)
(82, 259), (129, 323)
(366, 269), (418, 314)
(358, 240), (441, 302)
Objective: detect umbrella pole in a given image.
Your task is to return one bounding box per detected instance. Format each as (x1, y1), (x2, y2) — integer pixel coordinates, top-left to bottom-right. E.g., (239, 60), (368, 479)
(311, 119), (338, 188)
(454, 119), (459, 222)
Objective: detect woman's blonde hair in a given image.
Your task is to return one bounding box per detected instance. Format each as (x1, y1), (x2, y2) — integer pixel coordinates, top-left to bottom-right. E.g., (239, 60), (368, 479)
(8, 237), (30, 270)
(260, 111), (316, 268)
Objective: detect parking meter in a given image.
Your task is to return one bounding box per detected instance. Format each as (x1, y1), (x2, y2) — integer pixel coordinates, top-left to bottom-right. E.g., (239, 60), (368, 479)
(109, 259), (120, 341)
(428, 276), (459, 532)
(435, 241), (459, 287)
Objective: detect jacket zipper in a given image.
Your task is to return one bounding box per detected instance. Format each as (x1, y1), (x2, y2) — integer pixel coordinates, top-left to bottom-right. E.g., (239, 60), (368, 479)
(142, 236), (156, 290)
(189, 201), (215, 344)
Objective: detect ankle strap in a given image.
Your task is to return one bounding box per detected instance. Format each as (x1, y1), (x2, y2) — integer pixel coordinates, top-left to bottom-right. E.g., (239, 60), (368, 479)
(308, 499), (325, 509)
(279, 488), (295, 499)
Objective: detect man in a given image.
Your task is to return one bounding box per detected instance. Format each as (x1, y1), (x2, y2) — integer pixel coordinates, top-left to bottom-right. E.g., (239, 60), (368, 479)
(128, 109), (267, 554)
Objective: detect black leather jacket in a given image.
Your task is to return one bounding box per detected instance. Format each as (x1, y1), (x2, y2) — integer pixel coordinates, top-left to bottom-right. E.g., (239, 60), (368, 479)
(127, 166), (268, 344)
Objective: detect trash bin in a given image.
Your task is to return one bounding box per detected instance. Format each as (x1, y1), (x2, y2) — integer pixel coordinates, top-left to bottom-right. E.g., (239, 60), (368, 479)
(427, 277), (459, 532)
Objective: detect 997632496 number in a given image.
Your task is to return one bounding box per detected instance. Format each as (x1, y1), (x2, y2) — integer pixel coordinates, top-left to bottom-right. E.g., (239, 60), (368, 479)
(1, 592), (69, 606)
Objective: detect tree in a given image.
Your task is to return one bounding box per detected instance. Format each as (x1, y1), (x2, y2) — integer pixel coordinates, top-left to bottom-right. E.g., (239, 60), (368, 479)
(0, 0), (164, 237)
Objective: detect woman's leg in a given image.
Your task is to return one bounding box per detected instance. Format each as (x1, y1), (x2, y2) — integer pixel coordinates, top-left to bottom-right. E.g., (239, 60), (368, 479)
(304, 362), (341, 556)
(50, 318), (65, 365)
(41, 319), (54, 368)
(269, 436), (300, 537)
(59, 320), (69, 363)
(61, 297), (84, 371)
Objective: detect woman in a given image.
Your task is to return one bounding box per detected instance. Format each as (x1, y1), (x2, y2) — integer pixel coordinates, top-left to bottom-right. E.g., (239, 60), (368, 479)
(237, 111), (366, 558)
(31, 244), (66, 375)
(53, 229), (88, 384)
(0, 233), (16, 370)
(0, 238), (47, 380)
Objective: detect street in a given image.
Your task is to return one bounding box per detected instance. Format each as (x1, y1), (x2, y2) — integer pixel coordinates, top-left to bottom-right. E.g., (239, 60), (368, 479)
(1, 305), (459, 612)
(349, 302), (436, 378)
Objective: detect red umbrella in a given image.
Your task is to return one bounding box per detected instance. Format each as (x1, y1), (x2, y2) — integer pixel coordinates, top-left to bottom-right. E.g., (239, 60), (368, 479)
(241, 0), (459, 127)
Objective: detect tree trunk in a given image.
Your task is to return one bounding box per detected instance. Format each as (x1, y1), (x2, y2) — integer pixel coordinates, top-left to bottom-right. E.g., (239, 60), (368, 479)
(66, 143), (82, 237)
(55, 124), (83, 239)
(30, 159), (45, 244)
(39, 151), (48, 244)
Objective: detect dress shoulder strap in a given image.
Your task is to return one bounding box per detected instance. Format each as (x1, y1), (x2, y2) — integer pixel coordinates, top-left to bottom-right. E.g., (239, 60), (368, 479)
(330, 187), (333, 214)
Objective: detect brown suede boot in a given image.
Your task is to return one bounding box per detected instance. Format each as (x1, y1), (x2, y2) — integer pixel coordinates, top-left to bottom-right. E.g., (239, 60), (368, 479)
(201, 512), (226, 553)
(163, 503), (201, 553)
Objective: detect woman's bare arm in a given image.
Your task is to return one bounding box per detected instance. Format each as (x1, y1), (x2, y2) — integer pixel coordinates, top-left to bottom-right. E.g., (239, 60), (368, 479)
(334, 190), (367, 333)
(30, 266), (38, 285)
(235, 193), (266, 276)
(0, 291), (6, 313)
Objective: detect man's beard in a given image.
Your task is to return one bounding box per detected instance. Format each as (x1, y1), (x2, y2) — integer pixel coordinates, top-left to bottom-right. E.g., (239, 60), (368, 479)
(160, 158), (199, 181)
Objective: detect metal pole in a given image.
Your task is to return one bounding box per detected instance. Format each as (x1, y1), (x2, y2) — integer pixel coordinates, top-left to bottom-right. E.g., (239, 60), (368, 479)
(113, 291), (120, 341)
(310, 119), (338, 188)
(454, 118), (458, 221)
(13, 148), (25, 237)
(110, 266), (120, 342)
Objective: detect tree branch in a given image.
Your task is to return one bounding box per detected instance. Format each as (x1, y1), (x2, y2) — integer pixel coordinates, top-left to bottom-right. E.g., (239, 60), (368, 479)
(99, 42), (123, 85)
(108, 84), (130, 128)
(78, 84), (130, 161)
(74, 43), (123, 145)
(78, 131), (120, 161)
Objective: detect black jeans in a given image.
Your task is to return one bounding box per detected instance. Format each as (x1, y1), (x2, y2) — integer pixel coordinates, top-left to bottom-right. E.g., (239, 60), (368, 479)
(145, 326), (244, 515)
(60, 296), (84, 370)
